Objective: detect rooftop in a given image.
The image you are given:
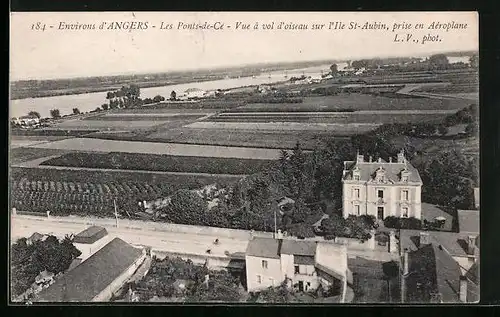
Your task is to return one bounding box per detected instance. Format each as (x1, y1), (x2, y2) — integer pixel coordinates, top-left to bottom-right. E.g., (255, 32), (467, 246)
(73, 226), (108, 244)
(281, 240), (317, 256)
(245, 237), (280, 259)
(458, 209), (480, 235)
(342, 153), (422, 184)
(35, 238), (143, 302)
(421, 203), (454, 232)
(406, 243), (464, 303)
(400, 230), (479, 258)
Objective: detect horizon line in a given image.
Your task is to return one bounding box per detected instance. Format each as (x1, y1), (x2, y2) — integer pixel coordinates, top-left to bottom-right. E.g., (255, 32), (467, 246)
(11, 49), (477, 82)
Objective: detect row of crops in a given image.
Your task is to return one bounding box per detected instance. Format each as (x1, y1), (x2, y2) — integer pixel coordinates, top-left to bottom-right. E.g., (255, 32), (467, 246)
(10, 178), (170, 217)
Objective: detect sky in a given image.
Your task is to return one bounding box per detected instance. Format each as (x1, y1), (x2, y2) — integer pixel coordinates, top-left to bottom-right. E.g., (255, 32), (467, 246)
(10, 12), (478, 80)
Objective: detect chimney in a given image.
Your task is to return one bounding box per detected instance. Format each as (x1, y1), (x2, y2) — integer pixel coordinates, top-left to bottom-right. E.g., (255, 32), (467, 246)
(369, 156), (373, 163)
(397, 149), (406, 163)
(356, 151), (364, 163)
(419, 232), (430, 246)
(378, 157), (382, 163)
(467, 235), (477, 255)
(403, 249), (409, 275)
(459, 275), (468, 303)
(389, 157), (393, 163)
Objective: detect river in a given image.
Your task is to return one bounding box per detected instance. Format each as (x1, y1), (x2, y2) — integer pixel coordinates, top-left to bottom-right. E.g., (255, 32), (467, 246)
(10, 64), (331, 118)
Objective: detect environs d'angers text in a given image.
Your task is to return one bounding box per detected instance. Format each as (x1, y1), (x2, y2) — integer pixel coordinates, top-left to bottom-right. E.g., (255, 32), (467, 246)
(56, 20), (468, 32)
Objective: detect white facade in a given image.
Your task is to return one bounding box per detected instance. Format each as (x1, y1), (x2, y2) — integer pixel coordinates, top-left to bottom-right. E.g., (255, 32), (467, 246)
(342, 151), (423, 220)
(245, 255), (282, 292)
(74, 235), (114, 263)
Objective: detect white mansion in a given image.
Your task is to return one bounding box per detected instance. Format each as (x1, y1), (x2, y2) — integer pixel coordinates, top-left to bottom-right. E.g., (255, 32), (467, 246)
(341, 150), (423, 220)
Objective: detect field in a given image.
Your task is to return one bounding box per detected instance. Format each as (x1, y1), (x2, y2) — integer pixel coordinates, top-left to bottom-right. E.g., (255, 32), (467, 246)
(52, 119), (172, 130)
(207, 111), (452, 124)
(231, 94), (472, 112)
(83, 111), (209, 121)
(40, 152), (277, 175)
(26, 137), (283, 160)
(10, 166), (240, 216)
(9, 147), (71, 165)
(146, 128), (341, 150)
(185, 121), (380, 133)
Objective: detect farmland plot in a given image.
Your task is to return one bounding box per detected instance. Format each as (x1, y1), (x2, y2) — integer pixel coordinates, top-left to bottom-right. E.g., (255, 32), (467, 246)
(27, 137), (283, 160)
(146, 128), (338, 150)
(52, 119), (170, 130)
(234, 94), (471, 112)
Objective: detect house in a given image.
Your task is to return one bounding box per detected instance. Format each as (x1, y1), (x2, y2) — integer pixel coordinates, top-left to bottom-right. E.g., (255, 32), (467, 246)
(27, 232), (47, 245)
(11, 115), (40, 127)
(73, 226), (111, 262)
(342, 150), (423, 220)
(35, 238), (147, 302)
(400, 243), (479, 303)
(245, 237), (351, 301)
(399, 229), (479, 274)
(180, 88), (206, 100)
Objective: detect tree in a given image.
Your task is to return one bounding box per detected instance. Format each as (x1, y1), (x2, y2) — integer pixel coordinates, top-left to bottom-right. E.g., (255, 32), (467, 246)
(160, 189), (208, 225)
(101, 103), (109, 111)
(465, 122), (478, 136)
(49, 109), (61, 118)
(330, 64), (338, 74)
(153, 95), (165, 103)
(469, 54), (478, 69)
(428, 54), (449, 67)
(28, 111), (41, 119)
(72, 108), (80, 115)
(319, 215), (345, 238)
(170, 90), (177, 101)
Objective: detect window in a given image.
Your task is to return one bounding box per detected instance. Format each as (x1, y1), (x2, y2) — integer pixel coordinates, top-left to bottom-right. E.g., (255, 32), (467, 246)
(354, 175), (360, 181)
(354, 204), (360, 216)
(402, 176), (408, 182)
(354, 188), (360, 199)
(378, 190), (384, 198)
(256, 275), (262, 284)
(294, 265), (300, 274)
(402, 190), (409, 201)
(402, 207), (409, 217)
(261, 260), (268, 269)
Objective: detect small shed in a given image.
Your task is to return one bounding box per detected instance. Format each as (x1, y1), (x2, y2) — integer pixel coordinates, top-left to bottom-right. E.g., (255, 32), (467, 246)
(73, 226), (108, 244)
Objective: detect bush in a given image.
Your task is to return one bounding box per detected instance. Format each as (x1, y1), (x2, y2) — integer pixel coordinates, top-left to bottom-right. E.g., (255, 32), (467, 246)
(383, 216), (422, 230)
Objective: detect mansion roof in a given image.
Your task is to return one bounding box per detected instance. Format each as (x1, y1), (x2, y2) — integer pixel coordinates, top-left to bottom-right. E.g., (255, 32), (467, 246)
(342, 156), (422, 184)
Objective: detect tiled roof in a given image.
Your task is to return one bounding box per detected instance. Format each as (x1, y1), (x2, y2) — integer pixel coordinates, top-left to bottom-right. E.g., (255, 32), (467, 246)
(343, 159), (422, 183)
(29, 232), (45, 242)
(294, 255), (315, 265)
(406, 244), (463, 303)
(458, 210), (479, 235)
(35, 238), (143, 302)
(245, 237), (280, 259)
(73, 226), (108, 244)
(400, 230), (478, 258)
(281, 240), (317, 256)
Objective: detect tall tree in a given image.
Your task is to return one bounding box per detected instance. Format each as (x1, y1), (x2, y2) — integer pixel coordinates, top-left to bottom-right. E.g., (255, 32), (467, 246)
(170, 90), (177, 101)
(72, 108), (80, 115)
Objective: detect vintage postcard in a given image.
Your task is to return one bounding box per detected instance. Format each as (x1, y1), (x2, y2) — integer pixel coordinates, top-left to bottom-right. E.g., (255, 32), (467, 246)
(9, 11), (479, 304)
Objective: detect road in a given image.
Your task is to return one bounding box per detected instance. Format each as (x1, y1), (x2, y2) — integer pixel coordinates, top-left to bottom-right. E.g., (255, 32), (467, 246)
(11, 215), (250, 257)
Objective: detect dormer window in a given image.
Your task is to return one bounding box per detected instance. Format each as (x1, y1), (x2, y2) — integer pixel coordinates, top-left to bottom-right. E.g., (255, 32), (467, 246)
(375, 167), (385, 183)
(352, 166), (360, 181)
(400, 168), (411, 182)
